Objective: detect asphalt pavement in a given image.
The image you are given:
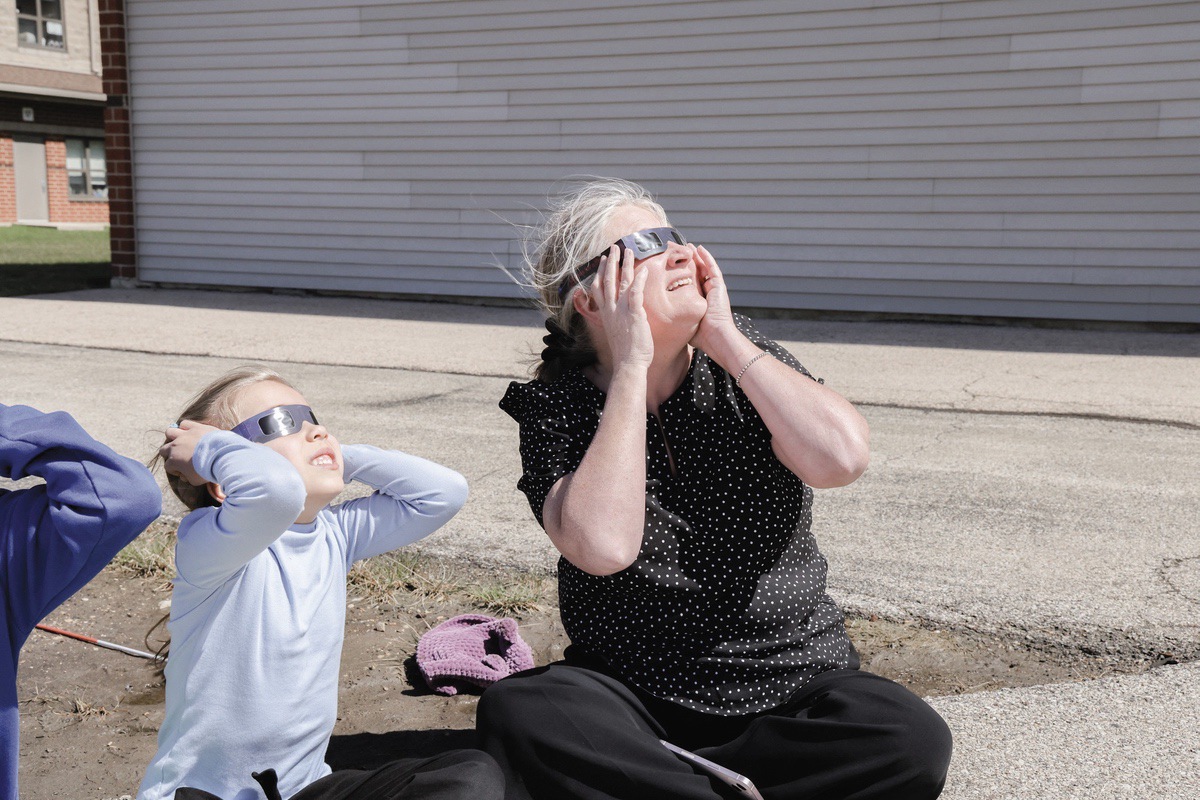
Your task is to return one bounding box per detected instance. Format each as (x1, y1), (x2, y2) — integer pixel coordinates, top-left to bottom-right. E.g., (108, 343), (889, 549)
(2, 287), (1197, 798)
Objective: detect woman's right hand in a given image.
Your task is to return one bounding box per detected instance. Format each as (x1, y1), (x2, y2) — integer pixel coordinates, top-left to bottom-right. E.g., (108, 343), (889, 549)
(586, 244), (653, 370)
(160, 420), (220, 486)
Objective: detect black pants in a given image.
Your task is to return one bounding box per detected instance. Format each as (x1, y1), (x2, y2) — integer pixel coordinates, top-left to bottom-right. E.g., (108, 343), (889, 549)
(477, 660), (952, 800)
(174, 750), (504, 800)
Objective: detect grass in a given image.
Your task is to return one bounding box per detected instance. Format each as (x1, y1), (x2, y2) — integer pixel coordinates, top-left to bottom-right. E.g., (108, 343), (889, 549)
(347, 550), (459, 603)
(0, 224), (111, 295)
(114, 520), (554, 617)
(112, 520), (176, 583)
(466, 574), (550, 615)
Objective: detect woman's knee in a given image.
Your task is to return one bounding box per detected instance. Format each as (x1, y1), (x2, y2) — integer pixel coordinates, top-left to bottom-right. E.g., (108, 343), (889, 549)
(434, 751), (506, 794)
(815, 671), (953, 795)
(477, 666), (566, 740)
(884, 701), (953, 796)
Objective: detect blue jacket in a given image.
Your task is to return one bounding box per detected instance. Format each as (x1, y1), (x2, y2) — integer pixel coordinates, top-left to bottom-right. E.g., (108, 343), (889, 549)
(1, 404), (161, 800)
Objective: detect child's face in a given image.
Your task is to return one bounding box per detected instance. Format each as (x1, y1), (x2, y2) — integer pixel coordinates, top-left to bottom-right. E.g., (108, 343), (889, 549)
(233, 380), (344, 523)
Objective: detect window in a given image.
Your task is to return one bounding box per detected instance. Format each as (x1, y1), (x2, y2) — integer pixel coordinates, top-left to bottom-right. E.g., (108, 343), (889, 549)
(16, 0), (65, 50)
(66, 139), (107, 199)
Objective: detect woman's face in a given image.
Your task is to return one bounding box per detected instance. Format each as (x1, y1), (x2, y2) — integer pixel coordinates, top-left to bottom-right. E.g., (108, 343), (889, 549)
(601, 204), (708, 341)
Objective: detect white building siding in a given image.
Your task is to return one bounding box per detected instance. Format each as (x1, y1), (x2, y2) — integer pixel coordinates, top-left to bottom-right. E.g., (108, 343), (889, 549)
(126, 0), (1200, 323)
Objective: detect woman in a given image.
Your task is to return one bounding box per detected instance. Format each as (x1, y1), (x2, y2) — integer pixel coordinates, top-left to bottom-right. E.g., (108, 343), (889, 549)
(480, 178), (952, 800)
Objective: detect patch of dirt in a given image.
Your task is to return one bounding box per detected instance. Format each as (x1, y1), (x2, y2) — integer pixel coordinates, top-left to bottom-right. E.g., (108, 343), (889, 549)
(16, 561), (1152, 799)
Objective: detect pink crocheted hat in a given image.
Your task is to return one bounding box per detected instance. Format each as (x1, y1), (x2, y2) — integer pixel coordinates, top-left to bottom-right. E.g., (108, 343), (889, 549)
(416, 613), (535, 696)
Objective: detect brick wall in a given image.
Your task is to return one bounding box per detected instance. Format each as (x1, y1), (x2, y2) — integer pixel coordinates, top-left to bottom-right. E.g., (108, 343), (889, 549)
(44, 138), (109, 225)
(0, 138), (14, 224)
(99, 0), (133, 279)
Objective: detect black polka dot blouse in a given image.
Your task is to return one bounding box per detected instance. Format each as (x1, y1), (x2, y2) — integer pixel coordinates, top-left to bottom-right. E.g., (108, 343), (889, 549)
(499, 314), (856, 715)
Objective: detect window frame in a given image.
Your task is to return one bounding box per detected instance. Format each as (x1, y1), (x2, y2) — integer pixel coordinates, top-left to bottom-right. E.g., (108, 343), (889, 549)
(64, 138), (107, 200)
(15, 0), (67, 51)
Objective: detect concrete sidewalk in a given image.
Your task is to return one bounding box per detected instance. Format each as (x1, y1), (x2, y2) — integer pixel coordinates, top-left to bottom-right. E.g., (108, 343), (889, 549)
(2, 287), (1198, 798)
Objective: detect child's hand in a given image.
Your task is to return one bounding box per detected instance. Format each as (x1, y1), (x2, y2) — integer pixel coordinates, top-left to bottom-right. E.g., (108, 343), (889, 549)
(160, 420), (220, 486)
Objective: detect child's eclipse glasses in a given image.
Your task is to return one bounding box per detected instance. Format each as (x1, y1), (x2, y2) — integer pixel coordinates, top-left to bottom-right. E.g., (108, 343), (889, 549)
(231, 404), (320, 444)
(557, 227), (685, 299)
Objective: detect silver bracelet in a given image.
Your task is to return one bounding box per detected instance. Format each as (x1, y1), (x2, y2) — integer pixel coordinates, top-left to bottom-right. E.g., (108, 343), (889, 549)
(735, 351), (771, 386)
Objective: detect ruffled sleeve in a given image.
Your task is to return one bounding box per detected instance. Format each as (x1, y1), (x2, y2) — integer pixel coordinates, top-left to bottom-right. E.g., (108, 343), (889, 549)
(499, 378), (599, 528)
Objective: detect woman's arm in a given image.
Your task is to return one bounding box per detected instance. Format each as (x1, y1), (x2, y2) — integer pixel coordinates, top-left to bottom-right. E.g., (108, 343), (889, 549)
(543, 362), (648, 576)
(690, 248), (870, 489)
(543, 246), (652, 576)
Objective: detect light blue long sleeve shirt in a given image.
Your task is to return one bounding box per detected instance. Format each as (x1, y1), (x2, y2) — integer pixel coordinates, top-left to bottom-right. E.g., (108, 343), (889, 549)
(136, 431), (467, 800)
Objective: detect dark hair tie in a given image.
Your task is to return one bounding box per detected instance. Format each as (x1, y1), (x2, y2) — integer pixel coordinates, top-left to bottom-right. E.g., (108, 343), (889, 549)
(541, 317), (574, 364)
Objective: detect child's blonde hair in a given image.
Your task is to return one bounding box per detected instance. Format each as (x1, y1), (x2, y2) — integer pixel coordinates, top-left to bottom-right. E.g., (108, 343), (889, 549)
(156, 365), (295, 510)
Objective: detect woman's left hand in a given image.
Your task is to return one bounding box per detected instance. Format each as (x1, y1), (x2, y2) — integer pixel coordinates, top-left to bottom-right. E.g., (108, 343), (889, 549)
(689, 244), (737, 353)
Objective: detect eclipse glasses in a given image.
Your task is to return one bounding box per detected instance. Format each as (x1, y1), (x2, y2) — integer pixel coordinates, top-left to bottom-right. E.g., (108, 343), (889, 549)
(557, 226), (685, 299)
(231, 404), (319, 444)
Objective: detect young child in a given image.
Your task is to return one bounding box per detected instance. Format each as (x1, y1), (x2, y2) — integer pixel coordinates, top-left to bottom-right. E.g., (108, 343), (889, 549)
(136, 367), (501, 800)
(2, 403), (162, 800)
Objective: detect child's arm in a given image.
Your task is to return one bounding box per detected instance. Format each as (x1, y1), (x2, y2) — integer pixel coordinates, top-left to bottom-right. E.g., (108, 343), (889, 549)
(0, 403), (162, 635)
(335, 444), (468, 563)
(171, 430), (307, 588)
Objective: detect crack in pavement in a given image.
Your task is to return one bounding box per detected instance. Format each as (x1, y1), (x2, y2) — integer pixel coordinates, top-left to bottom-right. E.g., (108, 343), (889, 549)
(353, 390), (463, 409)
(1158, 555), (1200, 607)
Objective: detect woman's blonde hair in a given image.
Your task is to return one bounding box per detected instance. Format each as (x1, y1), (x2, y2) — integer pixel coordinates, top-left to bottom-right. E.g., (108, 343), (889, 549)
(520, 177), (669, 382)
(154, 365), (295, 510)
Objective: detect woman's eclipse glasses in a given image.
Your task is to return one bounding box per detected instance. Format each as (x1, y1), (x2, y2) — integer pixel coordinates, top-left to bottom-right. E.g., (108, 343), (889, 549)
(558, 227), (685, 299)
(231, 404), (319, 444)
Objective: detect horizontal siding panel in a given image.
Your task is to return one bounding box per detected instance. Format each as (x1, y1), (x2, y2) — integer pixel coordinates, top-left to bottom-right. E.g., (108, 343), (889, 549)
(1161, 117), (1200, 137)
(553, 103), (1167, 133)
(411, 192), (1200, 215)
(364, 2), (942, 33)
(506, 68), (1089, 105)
(1010, 20), (1200, 50)
(129, 47), (417, 71)
(1082, 79), (1200, 103)
(139, 225), (504, 246)
(401, 176), (1194, 198)
(129, 34), (410, 59)
(506, 89), (1091, 118)
(130, 136), (1198, 162)
(138, 207), (419, 224)
(138, 245), (506, 272)
(401, 18), (946, 50)
(1010, 40), (1199, 71)
(405, 27), (954, 58)
(128, 20), (367, 45)
(458, 54), (1018, 88)
(453, 37), (1016, 74)
(134, 75), (458, 99)
(132, 190), (415, 210)
(135, 178), (409, 195)
(941, 0), (1197, 21)
(734, 261), (1200, 287)
(700, 244), (1200, 270)
(132, 123), (560, 151)
(727, 292), (1199, 324)
(733, 276), (1156, 304)
(138, 267), (521, 299)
